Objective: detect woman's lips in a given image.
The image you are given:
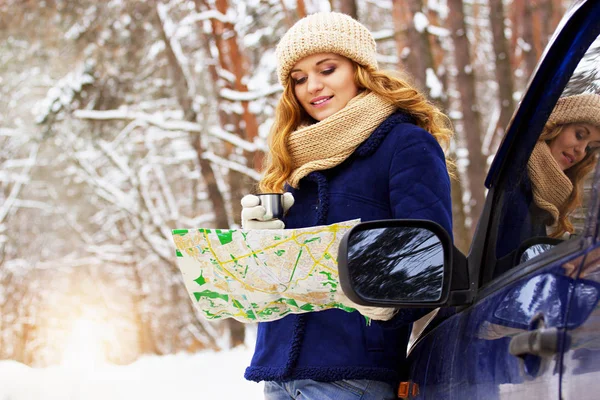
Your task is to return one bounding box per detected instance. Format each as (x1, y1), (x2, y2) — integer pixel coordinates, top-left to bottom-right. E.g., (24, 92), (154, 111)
(562, 152), (574, 166)
(563, 152), (574, 163)
(310, 96), (333, 108)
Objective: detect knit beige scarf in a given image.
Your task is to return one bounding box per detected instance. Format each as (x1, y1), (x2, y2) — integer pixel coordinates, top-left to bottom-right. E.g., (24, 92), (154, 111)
(527, 141), (573, 224)
(287, 91), (397, 188)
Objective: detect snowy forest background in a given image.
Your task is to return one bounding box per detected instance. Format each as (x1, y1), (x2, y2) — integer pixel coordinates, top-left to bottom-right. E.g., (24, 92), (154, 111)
(0, 0), (574, 367)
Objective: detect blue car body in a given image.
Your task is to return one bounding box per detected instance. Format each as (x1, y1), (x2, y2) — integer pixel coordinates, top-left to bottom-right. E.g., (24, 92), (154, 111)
(396, 1), (600, 398)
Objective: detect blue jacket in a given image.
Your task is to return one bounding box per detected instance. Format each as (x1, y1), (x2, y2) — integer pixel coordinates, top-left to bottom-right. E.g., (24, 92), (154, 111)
(244, 112), (453, 384)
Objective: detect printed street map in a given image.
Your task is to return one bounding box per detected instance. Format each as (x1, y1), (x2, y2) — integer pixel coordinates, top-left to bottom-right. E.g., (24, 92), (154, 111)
(172, 219), (360, 323)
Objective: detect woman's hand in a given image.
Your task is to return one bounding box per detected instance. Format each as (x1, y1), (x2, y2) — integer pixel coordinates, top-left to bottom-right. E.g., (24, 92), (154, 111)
(240, 193), (294, 230)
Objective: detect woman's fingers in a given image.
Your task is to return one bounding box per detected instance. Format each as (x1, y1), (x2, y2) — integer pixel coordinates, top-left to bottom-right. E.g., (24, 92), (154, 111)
(244, 219), (285, 230)
(241, 205), (266, 222)
(241, 194), (260, 208)
(283, 192), (295, 212)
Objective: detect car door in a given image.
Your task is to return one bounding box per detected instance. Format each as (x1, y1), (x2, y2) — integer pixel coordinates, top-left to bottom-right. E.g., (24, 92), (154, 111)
(560, 155), (600, 395)
(404, 1), (600, 399)
(560, 209), (600, 397)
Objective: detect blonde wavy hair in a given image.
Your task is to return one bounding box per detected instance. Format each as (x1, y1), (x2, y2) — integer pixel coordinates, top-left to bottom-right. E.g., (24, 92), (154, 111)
(539, 124), (600, 237)
(259, 63), (454, 193)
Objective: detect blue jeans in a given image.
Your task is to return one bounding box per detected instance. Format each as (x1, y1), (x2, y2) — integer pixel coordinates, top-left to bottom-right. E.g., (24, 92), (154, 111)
(264, 379), (396, 400)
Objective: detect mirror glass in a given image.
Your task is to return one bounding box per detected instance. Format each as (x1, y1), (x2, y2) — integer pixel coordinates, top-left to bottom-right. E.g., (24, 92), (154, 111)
(347, 227), (445, 302)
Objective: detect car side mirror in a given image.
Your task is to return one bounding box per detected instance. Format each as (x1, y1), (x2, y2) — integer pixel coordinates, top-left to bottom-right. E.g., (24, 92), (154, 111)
(338, 219), (473, 308)
(515, 236), (564, 265)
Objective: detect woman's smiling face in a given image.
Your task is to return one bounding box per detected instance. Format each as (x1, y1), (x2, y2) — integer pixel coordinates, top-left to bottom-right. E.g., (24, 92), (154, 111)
(548, 123), (600, 170)
(290, 53), (359, 121)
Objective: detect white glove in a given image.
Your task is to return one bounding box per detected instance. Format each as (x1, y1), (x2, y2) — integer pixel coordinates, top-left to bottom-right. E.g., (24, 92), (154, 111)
(350, 303), (398, 321)
(241, 193), (295, 230)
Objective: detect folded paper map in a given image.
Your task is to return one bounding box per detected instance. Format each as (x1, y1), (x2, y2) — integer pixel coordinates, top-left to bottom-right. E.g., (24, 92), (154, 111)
(172, 219), (361, 323)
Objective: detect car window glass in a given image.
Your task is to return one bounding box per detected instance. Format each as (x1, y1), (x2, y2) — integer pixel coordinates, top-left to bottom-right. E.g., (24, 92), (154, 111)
(493, 34), (600, 277)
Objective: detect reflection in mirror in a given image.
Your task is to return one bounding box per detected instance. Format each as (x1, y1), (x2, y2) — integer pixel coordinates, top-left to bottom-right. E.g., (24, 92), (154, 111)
(495, 34), (600, 273)
(347, 227), (444, 302)
(519, 243), (557, 264)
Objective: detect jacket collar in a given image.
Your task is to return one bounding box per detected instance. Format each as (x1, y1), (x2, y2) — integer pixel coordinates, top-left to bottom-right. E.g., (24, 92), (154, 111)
(354, 111), (414, 158)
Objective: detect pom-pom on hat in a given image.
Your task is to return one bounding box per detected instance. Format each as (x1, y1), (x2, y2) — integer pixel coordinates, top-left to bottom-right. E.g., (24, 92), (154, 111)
(548, 93), (600, 128)
(275, 12), (378, 86)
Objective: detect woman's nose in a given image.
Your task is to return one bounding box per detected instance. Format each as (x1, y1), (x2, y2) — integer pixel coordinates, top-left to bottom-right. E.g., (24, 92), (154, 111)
(307, 76), (323, 94)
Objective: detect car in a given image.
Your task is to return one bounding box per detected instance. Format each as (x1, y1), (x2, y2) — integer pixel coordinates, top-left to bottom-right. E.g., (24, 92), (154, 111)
(337, 0), (600, 399)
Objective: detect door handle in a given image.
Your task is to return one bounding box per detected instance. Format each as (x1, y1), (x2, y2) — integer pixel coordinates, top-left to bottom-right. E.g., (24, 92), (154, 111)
(509, 327), (559, 357)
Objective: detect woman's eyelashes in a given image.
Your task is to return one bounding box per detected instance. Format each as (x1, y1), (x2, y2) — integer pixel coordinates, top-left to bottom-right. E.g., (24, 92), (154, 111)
(292, 67), (336, 85)
(293, 76), (307, 85)
(574, 129), (598, 153)
(586, 143), (600, 153)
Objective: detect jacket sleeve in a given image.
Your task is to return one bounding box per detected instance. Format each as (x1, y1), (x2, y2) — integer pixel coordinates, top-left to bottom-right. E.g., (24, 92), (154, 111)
(389, 124), (453, 237)
(377, 124), (453, 328)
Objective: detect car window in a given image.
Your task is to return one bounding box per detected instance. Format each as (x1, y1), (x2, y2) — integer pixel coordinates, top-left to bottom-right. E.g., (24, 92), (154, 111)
(491, 34), (600, 279)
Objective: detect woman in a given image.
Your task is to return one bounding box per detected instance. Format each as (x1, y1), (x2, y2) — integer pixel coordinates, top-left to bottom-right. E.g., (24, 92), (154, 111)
(496, 93), (600, 262)
(241, 12), (453, 399)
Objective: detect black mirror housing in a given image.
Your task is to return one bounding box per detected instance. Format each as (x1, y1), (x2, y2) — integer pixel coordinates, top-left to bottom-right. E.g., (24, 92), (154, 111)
(338, 219), (472, 308)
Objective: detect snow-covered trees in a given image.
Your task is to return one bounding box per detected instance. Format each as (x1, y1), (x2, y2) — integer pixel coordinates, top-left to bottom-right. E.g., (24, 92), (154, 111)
(0, 0), (572, 366)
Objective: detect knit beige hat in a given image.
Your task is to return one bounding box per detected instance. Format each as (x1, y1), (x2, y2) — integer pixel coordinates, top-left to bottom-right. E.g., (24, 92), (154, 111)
(275, 12), (378, 86)
(548, 93), (600, 128)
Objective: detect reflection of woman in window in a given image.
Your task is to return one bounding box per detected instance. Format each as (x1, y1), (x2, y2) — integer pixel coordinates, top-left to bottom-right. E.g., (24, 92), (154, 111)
(498, 93), (600, 261)
(530, 93), (600, 237)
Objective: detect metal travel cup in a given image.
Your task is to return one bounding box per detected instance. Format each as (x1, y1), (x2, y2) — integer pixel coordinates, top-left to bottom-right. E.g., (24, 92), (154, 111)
(257, 193), (284, 221)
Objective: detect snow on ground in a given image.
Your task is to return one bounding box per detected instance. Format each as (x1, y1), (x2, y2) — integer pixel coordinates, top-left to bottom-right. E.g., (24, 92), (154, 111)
(0, 346), (263, 400)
